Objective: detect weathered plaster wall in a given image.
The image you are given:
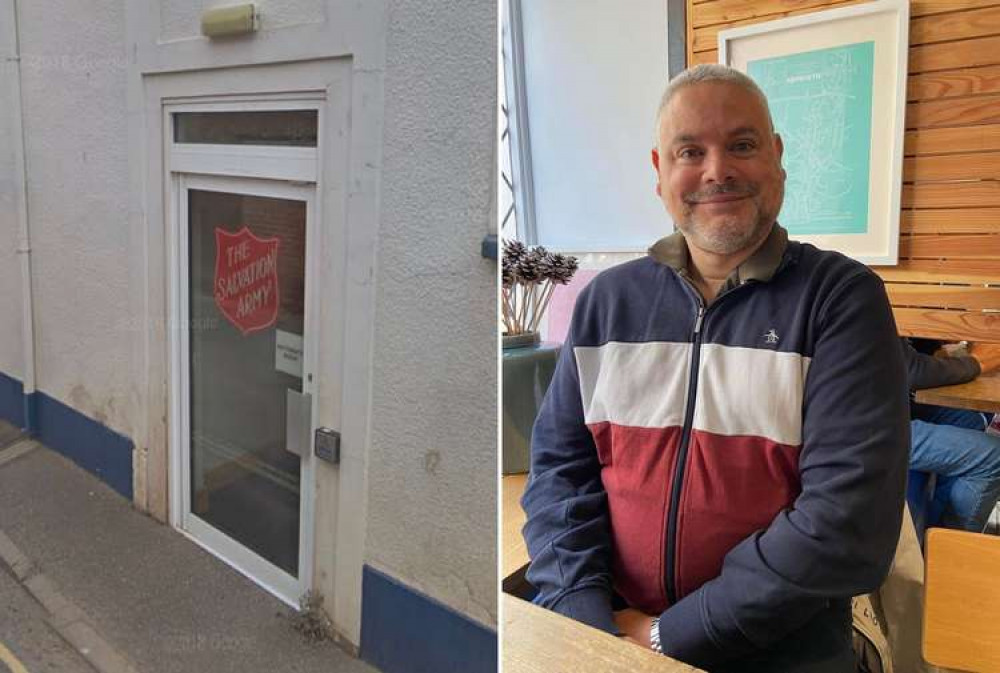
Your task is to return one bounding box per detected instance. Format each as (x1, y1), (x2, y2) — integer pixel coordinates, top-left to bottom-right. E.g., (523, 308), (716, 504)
(6, 0), (497, 636)
(159, 0), (326, 41)
(0, 220), (23, 380)
(366, 0), (497, 627)
(0, 1), (25, 381)
(15, 0), (135, 437)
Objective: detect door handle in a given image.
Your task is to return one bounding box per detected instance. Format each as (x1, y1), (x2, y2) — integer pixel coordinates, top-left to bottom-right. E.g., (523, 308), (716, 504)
(285, 389), (312, 457)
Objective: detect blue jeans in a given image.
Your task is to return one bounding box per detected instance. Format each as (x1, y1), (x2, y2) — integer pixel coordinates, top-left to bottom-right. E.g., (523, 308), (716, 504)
(910, 403), (1000, 532)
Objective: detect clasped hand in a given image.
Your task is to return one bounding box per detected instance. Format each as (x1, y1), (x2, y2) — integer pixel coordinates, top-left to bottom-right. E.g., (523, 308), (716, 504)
(613, 608), (656, 649)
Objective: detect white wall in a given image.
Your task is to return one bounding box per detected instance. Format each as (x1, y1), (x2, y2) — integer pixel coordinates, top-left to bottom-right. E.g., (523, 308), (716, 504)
(15, 0), (135, 435)
(366, 0), (497, 628)
(2, 0), (497, 638)
(0, 1), (25, 382)
(520, 0), (671, 252)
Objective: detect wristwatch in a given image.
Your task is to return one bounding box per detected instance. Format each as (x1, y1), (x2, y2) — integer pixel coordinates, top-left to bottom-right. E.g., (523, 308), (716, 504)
(650, 616), (663, 654)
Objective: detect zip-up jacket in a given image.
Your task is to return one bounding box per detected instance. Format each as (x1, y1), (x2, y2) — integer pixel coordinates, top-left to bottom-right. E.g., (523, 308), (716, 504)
(521, 224), (910, 668)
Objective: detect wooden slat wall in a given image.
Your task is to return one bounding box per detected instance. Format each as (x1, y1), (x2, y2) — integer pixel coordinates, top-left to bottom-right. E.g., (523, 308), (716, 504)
(687, 1), (1000, 342)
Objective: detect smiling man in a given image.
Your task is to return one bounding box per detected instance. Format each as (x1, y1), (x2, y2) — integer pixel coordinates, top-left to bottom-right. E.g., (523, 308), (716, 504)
(521, 64), (910, 672)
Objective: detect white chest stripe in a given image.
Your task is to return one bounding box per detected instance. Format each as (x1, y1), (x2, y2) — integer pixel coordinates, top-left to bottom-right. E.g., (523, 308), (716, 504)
(574, 341), (810, 446)
(695, 344), (810, 446)
(575, 342), (691, 429)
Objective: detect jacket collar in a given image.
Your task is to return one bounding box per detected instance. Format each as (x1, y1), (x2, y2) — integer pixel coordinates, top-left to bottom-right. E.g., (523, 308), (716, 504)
(648, 222), (789, 290)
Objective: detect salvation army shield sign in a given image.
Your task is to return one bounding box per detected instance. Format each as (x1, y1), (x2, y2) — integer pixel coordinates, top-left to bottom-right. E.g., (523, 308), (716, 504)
(214, 227), (280, 335)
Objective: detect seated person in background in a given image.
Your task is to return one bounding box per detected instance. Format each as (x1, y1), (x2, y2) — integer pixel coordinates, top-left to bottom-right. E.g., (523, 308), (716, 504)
(903, 338), (1000, 532)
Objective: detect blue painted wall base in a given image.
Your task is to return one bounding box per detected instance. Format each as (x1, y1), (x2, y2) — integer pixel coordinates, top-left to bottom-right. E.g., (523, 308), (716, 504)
(0, 370), (133, 500)
(0, 371), (25, 429)
(361, 565), (497, 673)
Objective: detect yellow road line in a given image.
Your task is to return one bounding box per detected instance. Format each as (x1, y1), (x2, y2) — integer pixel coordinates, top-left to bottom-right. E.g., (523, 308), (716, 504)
(0, 640), (29, 673)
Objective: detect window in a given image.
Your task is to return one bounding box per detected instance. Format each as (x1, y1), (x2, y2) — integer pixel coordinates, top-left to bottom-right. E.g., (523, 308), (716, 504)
(173, 110), (318, 147)
(501, 0), (686, 251)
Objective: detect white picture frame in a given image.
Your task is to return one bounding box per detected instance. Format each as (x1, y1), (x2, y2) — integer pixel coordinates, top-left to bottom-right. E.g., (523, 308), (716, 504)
(718, 0), (909, 266)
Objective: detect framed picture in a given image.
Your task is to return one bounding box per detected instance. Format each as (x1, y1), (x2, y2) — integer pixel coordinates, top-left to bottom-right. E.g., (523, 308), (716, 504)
(718, 0), (909, 265)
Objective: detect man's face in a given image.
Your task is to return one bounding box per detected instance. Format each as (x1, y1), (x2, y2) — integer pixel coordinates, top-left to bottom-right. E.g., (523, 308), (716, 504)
(652, 81), (785, 257)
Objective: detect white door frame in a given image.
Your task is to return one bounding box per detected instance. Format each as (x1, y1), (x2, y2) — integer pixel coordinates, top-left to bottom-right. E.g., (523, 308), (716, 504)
(132, 56), (371, 643)
(165, 105), (322, 607)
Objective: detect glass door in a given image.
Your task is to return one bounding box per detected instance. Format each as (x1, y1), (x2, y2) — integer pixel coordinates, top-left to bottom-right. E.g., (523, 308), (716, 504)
(177, 173), (315, 603)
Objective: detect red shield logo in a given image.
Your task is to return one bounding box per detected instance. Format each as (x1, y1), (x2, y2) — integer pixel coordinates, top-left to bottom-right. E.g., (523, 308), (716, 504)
(213, 227), (280, 335)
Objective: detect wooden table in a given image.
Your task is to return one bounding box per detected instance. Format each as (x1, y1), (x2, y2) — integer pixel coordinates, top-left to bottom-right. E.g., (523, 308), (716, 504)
(503, 473), (530, 580)
(504, 594), (702, 672)
(914, 372), (1000, 414)
(503, 478), (702, 672)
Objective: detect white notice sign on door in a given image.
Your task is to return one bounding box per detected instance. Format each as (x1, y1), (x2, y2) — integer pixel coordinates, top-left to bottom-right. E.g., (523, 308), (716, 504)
(275, 330), (304, 378)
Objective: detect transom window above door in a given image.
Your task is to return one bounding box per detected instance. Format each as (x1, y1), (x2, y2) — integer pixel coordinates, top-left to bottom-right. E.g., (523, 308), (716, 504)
(173, 110), (318, 147)
(166, 101), (321, 183)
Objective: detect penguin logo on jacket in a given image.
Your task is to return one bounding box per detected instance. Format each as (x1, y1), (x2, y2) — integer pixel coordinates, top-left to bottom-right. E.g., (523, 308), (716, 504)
(764, 329), (779, 345)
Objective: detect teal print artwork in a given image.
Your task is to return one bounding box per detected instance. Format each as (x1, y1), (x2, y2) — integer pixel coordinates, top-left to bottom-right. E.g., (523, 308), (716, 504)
(748, 41), (875, 236)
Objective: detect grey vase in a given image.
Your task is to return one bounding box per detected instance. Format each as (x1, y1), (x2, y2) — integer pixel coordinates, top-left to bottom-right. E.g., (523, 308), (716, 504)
(502, 332), (560, 474)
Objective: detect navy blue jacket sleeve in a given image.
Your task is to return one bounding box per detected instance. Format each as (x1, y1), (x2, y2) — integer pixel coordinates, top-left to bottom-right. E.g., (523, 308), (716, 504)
(901, 338), (980, 391)
(655, 271), (910, 667)
(520, 283), (617, 634)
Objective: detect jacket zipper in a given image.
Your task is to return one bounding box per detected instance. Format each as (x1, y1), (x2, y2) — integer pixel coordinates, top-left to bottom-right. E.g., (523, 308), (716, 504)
(663, 277), (761, 605)
(664, 297), (704, 606)
(661, 250), (796, 604)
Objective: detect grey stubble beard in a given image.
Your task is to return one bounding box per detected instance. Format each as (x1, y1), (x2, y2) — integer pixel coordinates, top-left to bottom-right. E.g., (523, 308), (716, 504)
(677, 201), (774, 256)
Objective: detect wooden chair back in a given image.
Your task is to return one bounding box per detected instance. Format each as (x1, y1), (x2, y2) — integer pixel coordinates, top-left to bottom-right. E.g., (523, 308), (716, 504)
(923, 527), (1000, 672)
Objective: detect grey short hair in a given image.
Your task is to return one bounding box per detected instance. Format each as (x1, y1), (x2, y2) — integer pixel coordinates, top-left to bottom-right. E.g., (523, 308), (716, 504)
(654, 64), (775, 146)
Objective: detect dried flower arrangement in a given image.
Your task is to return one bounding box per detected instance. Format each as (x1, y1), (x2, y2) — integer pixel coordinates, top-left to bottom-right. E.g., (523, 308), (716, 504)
(501, 239), (578, 336)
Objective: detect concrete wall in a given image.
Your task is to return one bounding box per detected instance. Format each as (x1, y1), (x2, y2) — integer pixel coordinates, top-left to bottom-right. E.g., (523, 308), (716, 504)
(14, 0), (135, 437)
(0, 229), (23, 379)
(366, 0), (497, 628)
(2, 0), (498, 640)
(0, 1), (25, 381)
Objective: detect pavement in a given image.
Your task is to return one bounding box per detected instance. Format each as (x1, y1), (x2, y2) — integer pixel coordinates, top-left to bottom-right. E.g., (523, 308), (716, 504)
(0, 562), (93, 673)
(0, 421), (375, 673)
